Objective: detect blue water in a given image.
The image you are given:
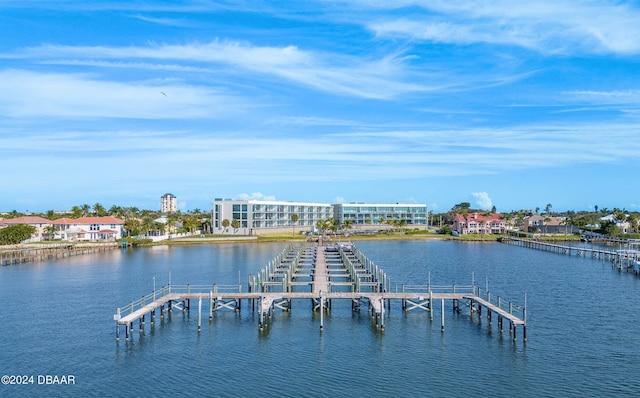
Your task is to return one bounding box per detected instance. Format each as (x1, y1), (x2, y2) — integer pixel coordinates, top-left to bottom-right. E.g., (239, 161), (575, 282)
(2, 240), (640, 397)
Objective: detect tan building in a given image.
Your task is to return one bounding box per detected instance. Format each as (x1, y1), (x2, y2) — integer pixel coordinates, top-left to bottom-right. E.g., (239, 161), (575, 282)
(161, 193), (177, 213)
(0, 216), (52, 240)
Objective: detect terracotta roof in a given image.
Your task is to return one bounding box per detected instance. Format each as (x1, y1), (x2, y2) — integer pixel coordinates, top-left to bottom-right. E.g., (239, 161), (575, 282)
(52, 216), (124, 225)
(0, 216), (52, 225)
(455, 212), (504, 223)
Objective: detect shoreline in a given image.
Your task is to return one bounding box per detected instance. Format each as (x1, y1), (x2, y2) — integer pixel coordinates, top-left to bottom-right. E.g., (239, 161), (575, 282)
(2, 232), (584, 251)
(161, 234), (490, 246)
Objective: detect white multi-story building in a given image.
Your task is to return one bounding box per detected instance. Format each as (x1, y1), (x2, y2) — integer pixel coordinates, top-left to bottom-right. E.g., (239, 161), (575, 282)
(212, 199), (333, 234)
(161, 193), (177, 213)
(212, 199), (429, 234)
(333, 203), (428, 226)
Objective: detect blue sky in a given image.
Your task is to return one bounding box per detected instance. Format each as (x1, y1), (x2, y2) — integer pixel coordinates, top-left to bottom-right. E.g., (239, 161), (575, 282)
(1, 1), (639, 214)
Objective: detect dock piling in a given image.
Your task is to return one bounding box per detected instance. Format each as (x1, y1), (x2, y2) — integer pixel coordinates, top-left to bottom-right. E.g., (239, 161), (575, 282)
(113, 242), (527, 345)
(197, 297), (202, 334)
(441, 299), (445, 333)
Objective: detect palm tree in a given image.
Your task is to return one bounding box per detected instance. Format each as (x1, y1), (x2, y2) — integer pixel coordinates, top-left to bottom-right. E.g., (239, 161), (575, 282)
(628, 214), (639, 233)
(231, 219), (240, 234)
(93, 203), (107, 217)
(70, 205), (82, 218)
(124, 218), (141, 237)
(544, 217), (551, 235)
(399, 219), (407, 232)
(109, 205), (125, 218)
(222, 219), (230, 232)
(327, 218), (339, 234)
(166, 215), (179, 235)
(315, 219), (325, 234)
(182, 215), (199, 235)
(141, 216), (155, 237)
(81, 204), (91, 217)
(201, 218), (211, 234)
(502, 213), (513, 234)
(290, 214), (299, 237)
(44, 225), (57, 241)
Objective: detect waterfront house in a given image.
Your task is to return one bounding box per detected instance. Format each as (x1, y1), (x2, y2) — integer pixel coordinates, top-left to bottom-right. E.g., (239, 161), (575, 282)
(600, 214), (631, 233)
(52, 216), (124, 241)
(0, 216), (53, 241)
(522, 215), (579, 234)
(453, 212), (505, 235)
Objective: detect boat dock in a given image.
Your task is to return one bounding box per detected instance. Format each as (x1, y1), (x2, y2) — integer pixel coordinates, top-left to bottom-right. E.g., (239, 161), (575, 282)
(114, 242), (526, 343)
(1, 242), (119, 266)
(499, 237), (640, 273)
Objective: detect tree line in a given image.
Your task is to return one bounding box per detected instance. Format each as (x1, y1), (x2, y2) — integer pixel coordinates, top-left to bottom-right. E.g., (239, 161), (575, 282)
(437, 202), (640, 237)
(1, 204), (211, 239)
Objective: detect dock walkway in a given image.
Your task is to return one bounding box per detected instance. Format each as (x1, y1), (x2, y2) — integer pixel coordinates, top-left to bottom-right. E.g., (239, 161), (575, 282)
(499, 237), (640, 274)
(114, 242), (527, 343)
(2, 243), (119, 266)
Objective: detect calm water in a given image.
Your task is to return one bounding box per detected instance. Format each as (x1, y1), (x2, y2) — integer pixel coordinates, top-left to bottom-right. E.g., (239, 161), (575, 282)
(2, 240), (640, 397)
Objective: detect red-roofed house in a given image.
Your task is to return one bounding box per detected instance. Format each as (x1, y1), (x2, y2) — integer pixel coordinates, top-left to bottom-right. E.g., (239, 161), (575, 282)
(52, 216), (124, 241)
(0, 216), (53, 240)
(453, 212), (506, 235)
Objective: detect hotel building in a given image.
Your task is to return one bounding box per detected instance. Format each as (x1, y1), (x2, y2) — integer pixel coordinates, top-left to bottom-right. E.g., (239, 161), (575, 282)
(212, 199), (428, 235)
(333, 203), (428, 226)
(212, 199), (333, 234)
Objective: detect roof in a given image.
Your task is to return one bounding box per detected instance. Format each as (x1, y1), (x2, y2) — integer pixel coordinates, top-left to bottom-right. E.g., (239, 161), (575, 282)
(454, 212), (504, 223)
(524, 215), (565, 225)
(52, 216), (124, 225)
(0, 216), (52, 225)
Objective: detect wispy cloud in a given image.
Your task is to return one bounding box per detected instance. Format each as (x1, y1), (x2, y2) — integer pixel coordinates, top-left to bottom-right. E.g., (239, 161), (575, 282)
(3, 122), (638, 186)
(131, 14), (196, 28)
(566, 89), (640, 105)
(0, 0), (242, 12)
(360, 1), (640, 55)
(0, 69), (248, 119)
(3, 41), (463, 99)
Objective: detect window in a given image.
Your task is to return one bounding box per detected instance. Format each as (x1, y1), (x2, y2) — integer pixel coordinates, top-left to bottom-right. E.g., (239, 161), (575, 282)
(90, 224), (100, 231)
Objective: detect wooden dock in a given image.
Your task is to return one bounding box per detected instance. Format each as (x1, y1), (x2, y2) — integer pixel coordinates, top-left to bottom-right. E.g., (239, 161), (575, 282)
(114, 242), (527, 343)
(499, 237), (640, 274)
(1, 242), (119, 266)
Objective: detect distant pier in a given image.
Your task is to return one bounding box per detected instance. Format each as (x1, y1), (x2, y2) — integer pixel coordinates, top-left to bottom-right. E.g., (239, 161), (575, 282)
(114, 241), (527, 343)
(499, 237), (640, 274)
(1, 243), (119, 266)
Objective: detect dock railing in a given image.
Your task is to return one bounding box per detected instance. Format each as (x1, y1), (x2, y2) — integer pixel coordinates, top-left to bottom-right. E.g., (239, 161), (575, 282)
(116, 283), (243, 319)
(473, 286), (526, 322)
(397, 284), (525, 321)
(401, 284), (474, 294)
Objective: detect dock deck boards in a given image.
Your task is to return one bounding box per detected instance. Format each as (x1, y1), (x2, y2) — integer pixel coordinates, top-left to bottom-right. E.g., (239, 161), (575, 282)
(115, 242), (526, 341)
(312, 246), (329, 294)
